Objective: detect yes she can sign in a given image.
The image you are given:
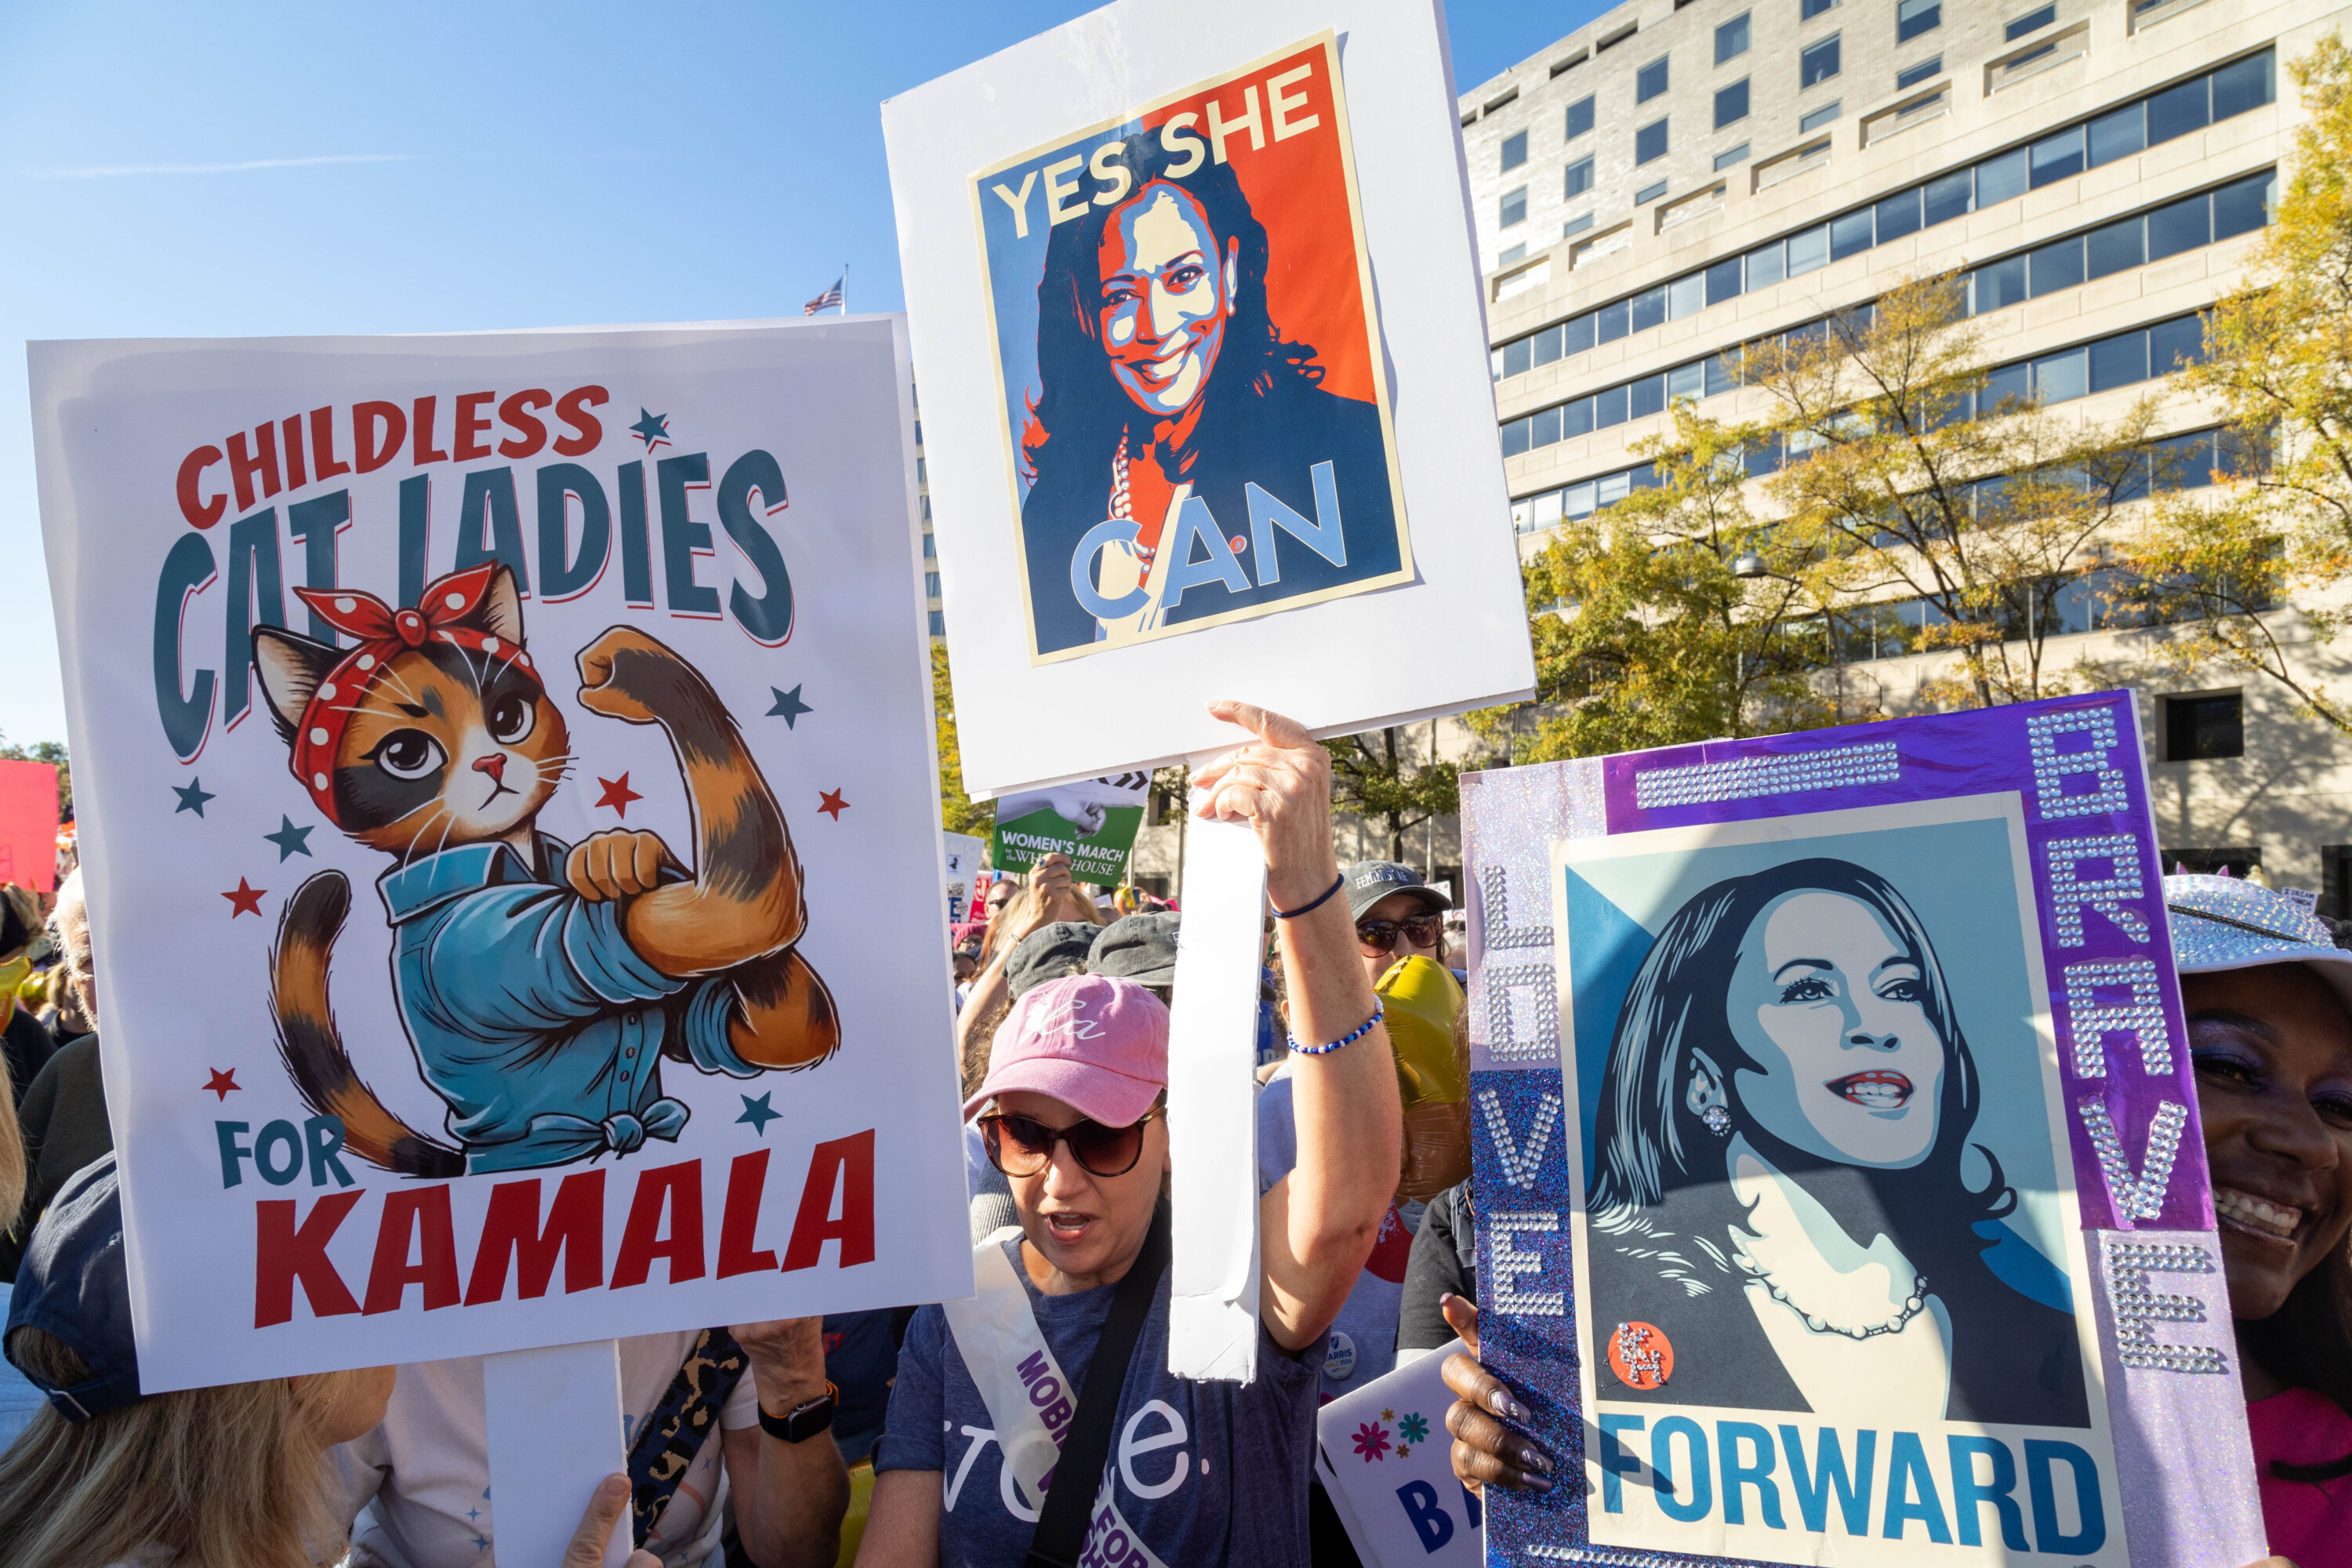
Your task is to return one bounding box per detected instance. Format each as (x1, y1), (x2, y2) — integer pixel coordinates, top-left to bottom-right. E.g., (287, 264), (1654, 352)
(29, 321), (973, 1388)
(1461, 695), (2265, 1568)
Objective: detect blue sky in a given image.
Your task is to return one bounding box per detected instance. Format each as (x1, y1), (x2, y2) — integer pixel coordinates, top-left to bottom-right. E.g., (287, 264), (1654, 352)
(0, 0), (1599, 757)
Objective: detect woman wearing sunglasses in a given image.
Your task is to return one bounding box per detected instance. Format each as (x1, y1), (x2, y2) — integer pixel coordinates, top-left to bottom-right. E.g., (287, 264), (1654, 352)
(1344, 859), (1453, 989)
(858, 701), (1403, 1568)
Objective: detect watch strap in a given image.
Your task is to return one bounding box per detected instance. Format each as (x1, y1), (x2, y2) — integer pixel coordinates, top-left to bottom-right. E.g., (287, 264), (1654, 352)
(758, 1380), (838, 1443)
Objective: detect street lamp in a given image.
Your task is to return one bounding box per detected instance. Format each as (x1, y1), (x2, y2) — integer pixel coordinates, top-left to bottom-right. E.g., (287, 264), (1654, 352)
(1732, 550), (1768, 579)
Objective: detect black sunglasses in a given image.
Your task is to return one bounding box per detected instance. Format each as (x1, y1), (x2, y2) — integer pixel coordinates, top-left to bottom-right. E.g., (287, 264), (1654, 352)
(978, 1109), (1163, 1178)
(1356, 913), (1443, 952)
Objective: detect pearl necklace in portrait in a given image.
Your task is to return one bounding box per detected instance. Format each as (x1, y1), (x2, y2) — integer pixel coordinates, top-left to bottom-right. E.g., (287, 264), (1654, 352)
(1743, 1261), (1933, 1339)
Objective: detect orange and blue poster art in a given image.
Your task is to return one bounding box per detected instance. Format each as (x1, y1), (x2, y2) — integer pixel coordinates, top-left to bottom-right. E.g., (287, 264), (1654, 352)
(970, 34), (1414, 664)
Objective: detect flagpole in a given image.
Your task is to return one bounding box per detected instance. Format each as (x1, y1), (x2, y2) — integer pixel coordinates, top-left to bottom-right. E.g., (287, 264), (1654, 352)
(842, 263), (850, 315)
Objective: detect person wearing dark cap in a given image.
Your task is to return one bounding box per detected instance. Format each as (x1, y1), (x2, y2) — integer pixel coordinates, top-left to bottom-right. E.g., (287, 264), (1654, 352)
(1088, 910), (1181, 993)
(963, 922), (1104, 1242)
(0, 1156), (699, 1568)
(1342, 859), (1451, 989)
(0, 1153), (398, 1568)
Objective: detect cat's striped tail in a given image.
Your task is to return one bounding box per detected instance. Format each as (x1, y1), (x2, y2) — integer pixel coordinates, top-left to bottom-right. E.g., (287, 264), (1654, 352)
(270, 871), (466, 1179)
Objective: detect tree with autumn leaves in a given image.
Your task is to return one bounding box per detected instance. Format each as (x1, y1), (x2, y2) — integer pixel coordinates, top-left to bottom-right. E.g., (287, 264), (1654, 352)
(2114, 34), (2352, 729)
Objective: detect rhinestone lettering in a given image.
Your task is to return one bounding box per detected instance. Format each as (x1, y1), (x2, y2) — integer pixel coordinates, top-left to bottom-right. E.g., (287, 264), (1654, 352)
(2027, 707), (2131, 820)
(2104, 1236), (2228, 1374)
(2045, 834), (2151, 945)
(1490, 1210), (1565, 1315)
(2061, 957), (2174, 1077)
(2079, 1098), (2188, 1221)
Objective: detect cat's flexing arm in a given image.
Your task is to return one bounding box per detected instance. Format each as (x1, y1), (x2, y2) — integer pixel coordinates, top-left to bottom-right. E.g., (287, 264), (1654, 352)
(570, 626), (839, 1070)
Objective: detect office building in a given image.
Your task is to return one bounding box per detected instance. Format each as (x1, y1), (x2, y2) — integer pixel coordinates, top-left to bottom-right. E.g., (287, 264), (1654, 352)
(1451, 0), (2352, 901)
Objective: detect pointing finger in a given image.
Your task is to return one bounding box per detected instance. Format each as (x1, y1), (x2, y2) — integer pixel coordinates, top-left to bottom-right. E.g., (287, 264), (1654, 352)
(1206, 699), (1314, 752)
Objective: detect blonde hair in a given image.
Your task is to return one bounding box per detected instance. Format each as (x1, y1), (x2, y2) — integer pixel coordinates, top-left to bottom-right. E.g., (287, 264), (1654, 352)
(0, 1050), (20, 1263)
(0, 1330), (362, 1568)
(981, 880), (1106, 964)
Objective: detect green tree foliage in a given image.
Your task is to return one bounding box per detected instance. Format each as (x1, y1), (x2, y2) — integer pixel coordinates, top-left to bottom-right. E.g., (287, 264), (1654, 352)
(2118, 36), (2352, 728)
(931, 642), (991, 838)
(1747, 276), (2153, 709)
(1323, 726), (1469, 863)
(1486, 406), (1841, 764)
(0, 737), (71, 822)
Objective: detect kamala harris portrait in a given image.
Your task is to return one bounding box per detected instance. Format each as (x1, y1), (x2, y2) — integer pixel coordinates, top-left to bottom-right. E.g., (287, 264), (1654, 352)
(968, 36), (1414, 662)
(1568, 848), (2093, 1429)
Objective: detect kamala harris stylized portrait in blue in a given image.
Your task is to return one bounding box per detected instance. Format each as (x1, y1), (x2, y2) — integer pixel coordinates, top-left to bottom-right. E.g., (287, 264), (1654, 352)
(1582, 857), (2091, 1428)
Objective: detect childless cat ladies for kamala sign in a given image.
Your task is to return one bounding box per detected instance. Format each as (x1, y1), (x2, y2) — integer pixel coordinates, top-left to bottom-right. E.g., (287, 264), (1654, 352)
(29, 320), (973, 1389)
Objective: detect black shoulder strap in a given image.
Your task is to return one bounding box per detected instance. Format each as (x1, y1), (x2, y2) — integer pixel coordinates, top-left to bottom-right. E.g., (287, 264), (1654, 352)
(1026, 1203), (1173, 1568)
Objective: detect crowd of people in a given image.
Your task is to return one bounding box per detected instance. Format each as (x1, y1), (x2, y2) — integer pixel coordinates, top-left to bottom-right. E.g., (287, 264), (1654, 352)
(0, 699), (2345, 1567)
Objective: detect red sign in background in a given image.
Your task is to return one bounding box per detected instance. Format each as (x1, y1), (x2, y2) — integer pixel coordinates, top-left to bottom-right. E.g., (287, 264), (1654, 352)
(0, 760), (60, 894)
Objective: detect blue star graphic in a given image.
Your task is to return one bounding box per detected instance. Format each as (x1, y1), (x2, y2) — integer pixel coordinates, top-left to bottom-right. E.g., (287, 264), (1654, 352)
(172, 779), (216, 817)
(629, 408), (670, 449)
(738, 1091), (780, 1135)
(767, 684), (812, 728)
(264, 815), (314, 861)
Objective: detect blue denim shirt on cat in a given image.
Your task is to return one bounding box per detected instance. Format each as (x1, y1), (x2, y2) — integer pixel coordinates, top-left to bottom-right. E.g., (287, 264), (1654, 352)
(378, 831), (757, 1171)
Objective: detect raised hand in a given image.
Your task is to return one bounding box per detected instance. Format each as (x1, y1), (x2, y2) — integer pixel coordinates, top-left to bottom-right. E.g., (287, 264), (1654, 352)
(1189, 700), (1339, 911)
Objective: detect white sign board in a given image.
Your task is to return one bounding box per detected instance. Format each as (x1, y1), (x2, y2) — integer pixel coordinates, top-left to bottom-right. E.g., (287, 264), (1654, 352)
(30, 318), (974, 1388)
(883, 0), (1534, 800)
(1315, 1339), (1484, 1566)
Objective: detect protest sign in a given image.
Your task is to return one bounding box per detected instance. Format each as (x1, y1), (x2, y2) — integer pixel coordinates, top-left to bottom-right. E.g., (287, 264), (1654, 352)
(1461, 695), (2267, 1568)
(883, 0), (1533, 802)
(29, 318), (973, 1392)
(945, 830), (985, 924)
(989, 771), (1149, 883)
(1314, 1341), (1483, 1567)
(887, 0), (1534, 1385)
(0, 759), (59, 893)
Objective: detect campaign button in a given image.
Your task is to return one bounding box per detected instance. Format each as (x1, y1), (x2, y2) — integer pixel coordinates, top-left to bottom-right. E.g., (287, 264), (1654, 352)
(1607, 1321), (1673, 1390)
(1324, 1331), (1359, 1381)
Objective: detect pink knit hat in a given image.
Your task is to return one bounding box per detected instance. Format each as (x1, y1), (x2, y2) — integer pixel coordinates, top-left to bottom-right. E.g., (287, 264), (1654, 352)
(962, 974), (1170, 1127)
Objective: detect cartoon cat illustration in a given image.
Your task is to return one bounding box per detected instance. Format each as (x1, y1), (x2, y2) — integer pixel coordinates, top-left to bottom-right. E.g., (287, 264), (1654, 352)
(251, 562), (837, 1175)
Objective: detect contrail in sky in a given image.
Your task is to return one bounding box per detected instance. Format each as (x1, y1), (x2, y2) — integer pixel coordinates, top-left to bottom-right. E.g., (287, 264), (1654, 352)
(24, 153), (415, 180)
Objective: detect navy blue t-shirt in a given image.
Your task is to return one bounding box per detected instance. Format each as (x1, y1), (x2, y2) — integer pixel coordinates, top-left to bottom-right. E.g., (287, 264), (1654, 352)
(876, 1236), (1321, 1568)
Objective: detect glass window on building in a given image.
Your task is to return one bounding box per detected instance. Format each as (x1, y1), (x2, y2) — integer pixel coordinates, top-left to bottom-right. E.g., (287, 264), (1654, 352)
(1638, 56), (1671, 102)
(2163, 694), (2244, 760)
(1801, 101), (1842, 132)
(1501, 130), (1528, 171)
(1717, 12), (1752, 62)
(2029, 125), (2085, 187)
(1501, 185), (1528, 227)
(1567, 93), (1597, 140)
(1715, 78), (1749, 128)
(1801, 0), (1838, 18)
(1565, 155), (1595, 198)
(1897, 0), (1940, 42)
(1896, 55), (1942, 89)
(1636, 180), (1669, 205)
(1636, 117), (1670, 164)
(1715, 143), (1751, 170)
(928, 609), (946, 637)
(2005, 4), (2056, 40)
(925, 572), (942, 598)
(1801, 34), (1841, 87)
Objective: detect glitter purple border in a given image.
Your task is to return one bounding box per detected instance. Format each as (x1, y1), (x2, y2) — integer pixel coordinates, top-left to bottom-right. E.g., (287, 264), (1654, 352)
(1461, 695), (2249, 1568)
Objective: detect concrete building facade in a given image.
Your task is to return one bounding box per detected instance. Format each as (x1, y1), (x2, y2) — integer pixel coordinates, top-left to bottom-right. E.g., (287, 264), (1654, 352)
(1450, 0), (2352, 907)
(1109, 0), (2352, 909)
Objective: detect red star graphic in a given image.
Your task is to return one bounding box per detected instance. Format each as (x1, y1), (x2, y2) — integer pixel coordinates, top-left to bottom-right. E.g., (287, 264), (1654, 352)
(203, 1068), (240, 1101)
(223, 877), (267, 917)
(818, 788), (850, 821)
(596, 773), (644, 817)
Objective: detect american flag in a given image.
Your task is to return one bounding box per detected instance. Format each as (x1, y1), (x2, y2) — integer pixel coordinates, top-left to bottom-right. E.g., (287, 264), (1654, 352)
(804, 276), (844, 315)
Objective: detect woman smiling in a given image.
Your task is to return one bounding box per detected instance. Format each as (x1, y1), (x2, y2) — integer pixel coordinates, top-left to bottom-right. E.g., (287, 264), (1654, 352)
(1580, 857), (2087, 1427)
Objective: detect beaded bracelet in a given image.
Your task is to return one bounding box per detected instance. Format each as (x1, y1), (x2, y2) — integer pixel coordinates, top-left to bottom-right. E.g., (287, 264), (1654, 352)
(1290, 999), (1385, 1057)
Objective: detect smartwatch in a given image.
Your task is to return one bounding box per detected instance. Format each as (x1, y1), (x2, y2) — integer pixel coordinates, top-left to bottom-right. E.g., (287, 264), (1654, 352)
(758, 1381), (838, 1444)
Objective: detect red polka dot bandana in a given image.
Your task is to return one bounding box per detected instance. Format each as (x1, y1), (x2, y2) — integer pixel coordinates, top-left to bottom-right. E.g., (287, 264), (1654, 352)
(286, 564), (540, 825)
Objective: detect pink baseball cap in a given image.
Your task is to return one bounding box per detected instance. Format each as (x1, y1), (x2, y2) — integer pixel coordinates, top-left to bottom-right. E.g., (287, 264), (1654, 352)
(962, 973), (1170, 1127)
